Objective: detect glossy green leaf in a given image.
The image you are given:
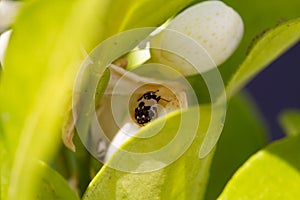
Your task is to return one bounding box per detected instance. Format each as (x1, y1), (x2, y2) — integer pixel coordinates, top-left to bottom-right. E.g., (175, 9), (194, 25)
(204, 93), (267, 200)
(102, 0), (198, 34)
(35, 162), (79, 200)
(84, 106), (216, 200)
(0, 130), (8, 200)
(0, 0), (104, 199)
(279, 110), (300, 136)
(86, 0), (200, 51)
(0, 0), (217, 199)
(219, 0), (300, 85)
(219, 134), (300, 199)
(0, 150), (9, 200)
(0, 121), (11, 200)
(226, 18), (300, 98)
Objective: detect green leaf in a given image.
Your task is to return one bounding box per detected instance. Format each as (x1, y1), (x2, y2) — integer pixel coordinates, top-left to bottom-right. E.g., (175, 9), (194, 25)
(72, 133), (96, 197)
(0, 150), (9, 200)
(35, 162), (79, 200)
(0, 0), (213, 199)
(0, 129), (9, 200)
(0, 77), (9, 200)
(86, 0), (200, 51)
(219, 134), (300, 199)
(204, 93), (267, 200)
(83, 106), (216, 200)
(226, 18), (300, 98)
(95, 69), (110, 108)
(99, 0), (199, 34)
(0, 0), (105, 199)
(219, 0), (300, 85)
(279, 110), (300, 136)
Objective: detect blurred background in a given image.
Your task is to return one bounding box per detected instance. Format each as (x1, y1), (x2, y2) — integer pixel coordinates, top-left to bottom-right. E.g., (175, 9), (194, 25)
(246, 41), (300, 140)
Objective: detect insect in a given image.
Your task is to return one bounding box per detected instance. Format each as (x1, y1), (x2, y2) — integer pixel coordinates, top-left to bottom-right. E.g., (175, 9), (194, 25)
(134, 90), (169, 125)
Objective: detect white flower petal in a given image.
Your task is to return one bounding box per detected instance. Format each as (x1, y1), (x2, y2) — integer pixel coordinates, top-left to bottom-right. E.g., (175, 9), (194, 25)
(0, 0), (23, 32)
(0, 30), (12, 66)
(150, 1), (244, 74)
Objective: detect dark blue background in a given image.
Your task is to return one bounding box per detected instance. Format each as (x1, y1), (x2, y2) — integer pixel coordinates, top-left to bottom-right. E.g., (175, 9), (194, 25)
(246, 41), (300, 140)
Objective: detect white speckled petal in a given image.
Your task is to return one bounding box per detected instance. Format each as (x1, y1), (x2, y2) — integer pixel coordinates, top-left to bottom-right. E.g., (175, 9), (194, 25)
(150, 1), (244, 74)
(0, 0), (23, 32)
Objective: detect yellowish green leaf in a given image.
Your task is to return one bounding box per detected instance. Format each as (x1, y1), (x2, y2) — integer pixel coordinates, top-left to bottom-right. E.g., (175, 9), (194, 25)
(227, 18), (300, 98)
(84, 106), (216, 200)
(219, 135), (300, 199)
(220, 0), (300, 84)
(0, 0), (105, 199)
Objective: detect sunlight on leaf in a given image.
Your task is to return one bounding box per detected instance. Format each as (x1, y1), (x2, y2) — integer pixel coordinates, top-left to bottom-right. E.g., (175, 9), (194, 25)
(226, 18), (300, 98)
(220, 0), (300, 84)
(103, 0), (199, 35)
(219, 135), (300, 199)
(0, 0), (105, 199)
(84, 106), (214, 200)
(1, 0), (299, 199)
(86, 0), (200, 51)
(0, 135), (9, 200)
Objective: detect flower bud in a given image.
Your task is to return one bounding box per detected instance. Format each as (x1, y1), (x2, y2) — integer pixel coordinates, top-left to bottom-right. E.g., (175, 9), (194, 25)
(150, 1), (244, 75)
